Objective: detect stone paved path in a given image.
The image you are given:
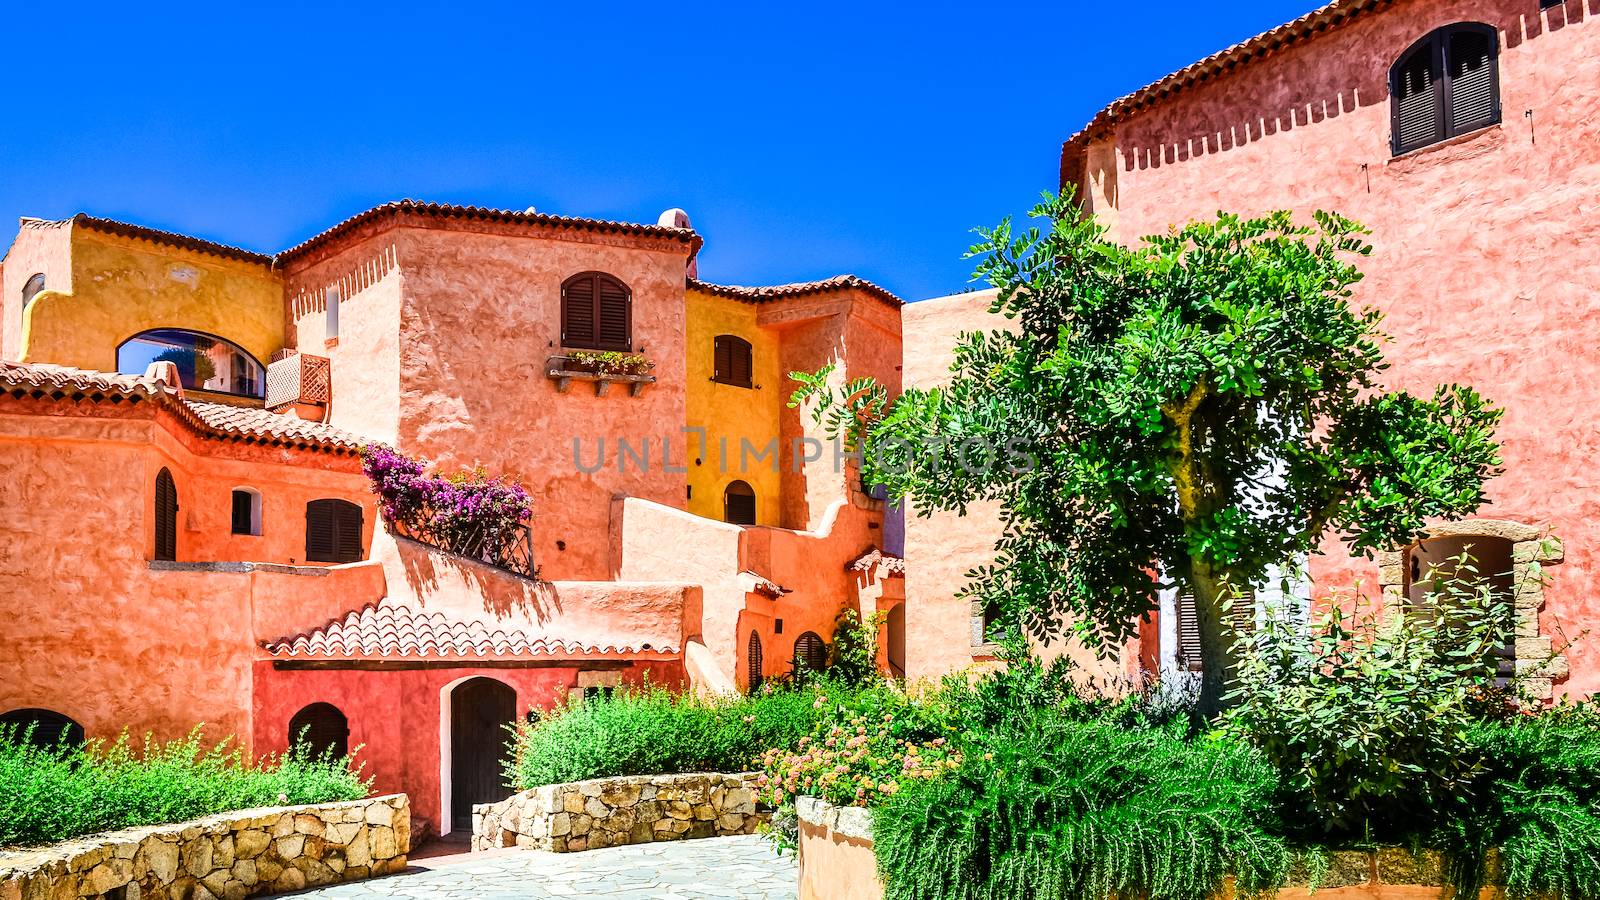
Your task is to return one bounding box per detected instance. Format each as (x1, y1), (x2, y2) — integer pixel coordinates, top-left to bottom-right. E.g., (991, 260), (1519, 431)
(290, 835), (796, 899)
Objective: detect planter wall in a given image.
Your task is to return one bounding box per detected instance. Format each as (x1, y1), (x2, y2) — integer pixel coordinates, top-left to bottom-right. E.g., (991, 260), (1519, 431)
(472, 772), (764, 853)
(0, 793), (409, 900)
(795, 798), (1506, 900)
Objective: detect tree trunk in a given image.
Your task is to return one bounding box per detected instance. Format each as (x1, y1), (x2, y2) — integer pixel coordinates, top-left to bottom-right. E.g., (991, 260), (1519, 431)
(1191, 560), (1246, 720)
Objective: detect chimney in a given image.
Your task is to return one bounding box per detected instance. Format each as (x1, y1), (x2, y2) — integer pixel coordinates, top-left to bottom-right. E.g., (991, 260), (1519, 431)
(658, 208), (697, 279)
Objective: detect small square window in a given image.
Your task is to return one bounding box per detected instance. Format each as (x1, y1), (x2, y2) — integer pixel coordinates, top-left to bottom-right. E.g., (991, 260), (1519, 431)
(231, 489), (261, 536)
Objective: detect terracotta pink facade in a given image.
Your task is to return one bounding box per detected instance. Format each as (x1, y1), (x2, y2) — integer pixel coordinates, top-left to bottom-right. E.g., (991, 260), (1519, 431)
(1055, 0), (1599, 695)
(0, 201), (905, 840)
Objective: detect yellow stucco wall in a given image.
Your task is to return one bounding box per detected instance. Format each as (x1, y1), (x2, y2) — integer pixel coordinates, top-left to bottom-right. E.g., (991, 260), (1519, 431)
(685, 288), (782, 525)
(20, 227), (283, 373)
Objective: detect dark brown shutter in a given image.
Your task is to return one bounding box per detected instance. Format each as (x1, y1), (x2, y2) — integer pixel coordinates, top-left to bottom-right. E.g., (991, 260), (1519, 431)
(306, 499), (362, 563)
(154, 468), (178, 561)
(724, 481), (756, 525)
(561, 276), (596, 348)
(1393, 42), (1441, 153)
(794, 632), (826, 671)
(747, 631), (764, 691)
(713, 335), (753, 388)
(713, 335), (732, 383)
(288, 702), (349, 759)
(1176, 593), (1204, 673)
(731, 338), (752, 388)
(597, 277), (631, 350)
(1447, 28), (1497, 134)
(231, 490), (253, 535)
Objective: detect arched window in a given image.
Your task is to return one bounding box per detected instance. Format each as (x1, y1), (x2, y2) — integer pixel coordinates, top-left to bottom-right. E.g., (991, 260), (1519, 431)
(154, 468), (178, 561)
(0, 708), (84, 749)
(747, 631), (764, 691)
(117, 329), (266, 398)
(724, 480), (756, 525)
(20, 273), (45, 328)
(712, 335), (753, 388)
(288, 702), (349, 759)
(306, 499), (363, 563)
(1390, 23), (1500, 155)
(231, 488), (262, 536)
(793, 631), (826, 672)
(560, 272), (631, 351)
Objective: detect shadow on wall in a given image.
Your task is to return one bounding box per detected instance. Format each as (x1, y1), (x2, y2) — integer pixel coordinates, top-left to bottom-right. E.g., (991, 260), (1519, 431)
(392, 532), (562, 623)
(1118, 1), (1587, 173)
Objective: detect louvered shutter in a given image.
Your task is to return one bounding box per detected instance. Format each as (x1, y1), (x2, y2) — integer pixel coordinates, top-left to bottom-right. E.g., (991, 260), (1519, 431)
(713, 335), (732, 383)
(231, 490), (253, 535)
(731, 338), (752, 388)
(1392, 43), (1441, 153)
(1447, 29), (1497, 134)
(1176, 593), (1204, 673)
(334, 503), (363, 563)
(794, 632), (826, 671)
(748, 632), (765, 691)
(562, 276), (596, 348)
(305, 500), (335, 562)
(724, 481), (756, 525)
(597, 277), (631, 351)
(154, 468), (178, 561)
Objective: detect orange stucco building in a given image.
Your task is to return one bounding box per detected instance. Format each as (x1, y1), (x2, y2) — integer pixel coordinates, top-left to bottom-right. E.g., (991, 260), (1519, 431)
(0, 203), (905, 838)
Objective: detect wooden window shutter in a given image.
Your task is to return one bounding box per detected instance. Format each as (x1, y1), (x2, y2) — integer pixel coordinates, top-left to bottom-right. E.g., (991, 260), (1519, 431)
(1176, 593), (1204, 673)
(597, 276), (631, 351)
(712, 335), (753, 388)
(794, 632), (826, 671)
(747, 631), (764, 691)
(724, 480), (756, 525)
(231, 490), (253, 535)
(561, 273), (631, 351)
(306, 499), (361, 563)
(1446, 28), (1497, 134)
(1392, 41), (1441, 154)
(154, 468), (178, 562)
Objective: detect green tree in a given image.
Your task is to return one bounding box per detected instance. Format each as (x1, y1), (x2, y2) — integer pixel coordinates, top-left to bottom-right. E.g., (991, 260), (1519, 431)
(792, 191), (1502, 715)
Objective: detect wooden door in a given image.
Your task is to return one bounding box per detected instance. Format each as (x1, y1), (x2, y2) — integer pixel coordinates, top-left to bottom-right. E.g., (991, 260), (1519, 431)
(450, 677), (516, 828)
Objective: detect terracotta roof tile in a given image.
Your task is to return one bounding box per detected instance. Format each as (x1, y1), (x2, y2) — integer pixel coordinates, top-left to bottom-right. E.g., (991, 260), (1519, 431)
(0, 361), (364, 454)
(71, 214), (274, 267)
(1064, 0), (1384, 149)
(264, 599), (676, 659)
(276, 199), (701, 265)
(848, 548), (905, 576)
(689, 275), (902, 308)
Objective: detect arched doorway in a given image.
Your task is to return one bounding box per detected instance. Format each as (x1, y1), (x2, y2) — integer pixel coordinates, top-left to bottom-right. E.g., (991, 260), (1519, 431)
(0, 708), (84, 749)
(449, 677), (516, 831)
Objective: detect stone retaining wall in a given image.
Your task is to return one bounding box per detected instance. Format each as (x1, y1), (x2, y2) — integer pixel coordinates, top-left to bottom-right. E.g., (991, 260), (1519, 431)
(0, 794), (409, 900)
(472, 773), (763, 853)
(795, 797), (1508, 900)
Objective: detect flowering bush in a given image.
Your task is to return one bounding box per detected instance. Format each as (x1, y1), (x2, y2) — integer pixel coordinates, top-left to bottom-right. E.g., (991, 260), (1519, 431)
(360, 444), (533, 563)
(565, 350), (652, 376)
(757, 688), (959, 810)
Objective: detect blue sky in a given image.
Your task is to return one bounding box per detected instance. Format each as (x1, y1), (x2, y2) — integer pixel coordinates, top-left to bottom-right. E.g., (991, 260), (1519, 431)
(1, 2), (1320, 302)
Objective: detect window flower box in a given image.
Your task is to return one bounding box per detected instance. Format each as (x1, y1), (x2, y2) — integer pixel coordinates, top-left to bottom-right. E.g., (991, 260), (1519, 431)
(546, 353), (656, 397)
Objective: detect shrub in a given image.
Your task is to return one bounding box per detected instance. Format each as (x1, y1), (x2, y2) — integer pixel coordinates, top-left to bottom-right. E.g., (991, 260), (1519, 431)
(1222, 564), (1514, 837)
(507, 685), (824, 789)
(0, 727), (370, 847)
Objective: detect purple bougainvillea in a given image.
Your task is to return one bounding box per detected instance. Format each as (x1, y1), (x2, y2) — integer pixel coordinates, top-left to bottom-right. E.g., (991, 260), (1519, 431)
(360, 444), (533, 564)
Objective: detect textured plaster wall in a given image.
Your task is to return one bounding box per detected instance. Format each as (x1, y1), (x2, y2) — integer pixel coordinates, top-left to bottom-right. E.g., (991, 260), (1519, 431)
(1072, 0), (1600, 694)
(0, 397), (373, 748)
(1, 220), (72, 360)
(684, 288), (782, 525)
(283, 229), (403, 445)
(250, 660), (683, 838)
(20, 228), (282, 373)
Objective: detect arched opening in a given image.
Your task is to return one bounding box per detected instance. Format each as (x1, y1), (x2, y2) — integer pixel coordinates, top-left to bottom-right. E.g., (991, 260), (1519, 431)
(20, 273), (45, 330)
(1390, 22), (1500, 155)
(560, 271), (632, 351)
(887, 604), (907, 677)
(724, 480), (756, 525)
(747, 631), (765, 692)
(0, 708), (85, 749)
(154, 468), (178, 561)
(287, 702), (349, 760)
(1405, 533), (1516, 675)
(448, 677), (516, 832)
(793, 631), (826, 673)
(117, 329), (266, 398)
